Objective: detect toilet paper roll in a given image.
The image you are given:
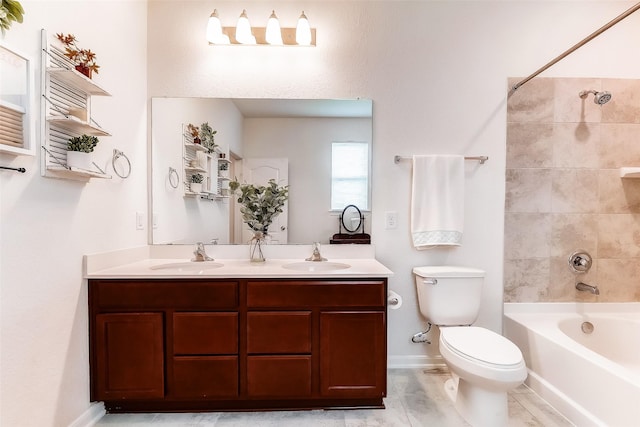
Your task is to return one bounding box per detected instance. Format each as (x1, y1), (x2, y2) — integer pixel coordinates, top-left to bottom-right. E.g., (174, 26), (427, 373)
(387, 290), (403, 309)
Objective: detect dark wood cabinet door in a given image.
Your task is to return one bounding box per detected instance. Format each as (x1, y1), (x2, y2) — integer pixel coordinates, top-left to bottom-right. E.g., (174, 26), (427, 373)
(247, 356), (312, 397)
(319, 311), (386, 398)
(94, 313), (164, 400)
(172, 356), (239, 398)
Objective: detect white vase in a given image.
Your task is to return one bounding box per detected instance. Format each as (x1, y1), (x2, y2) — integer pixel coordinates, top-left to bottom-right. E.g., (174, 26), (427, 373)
(66, 151), (92, 170)
(190, 182), (203, 194)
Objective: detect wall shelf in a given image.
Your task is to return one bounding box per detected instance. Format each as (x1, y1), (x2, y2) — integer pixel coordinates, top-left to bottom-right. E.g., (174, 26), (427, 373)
(40, 29), (112, 181)
(620, 167), (640, 178)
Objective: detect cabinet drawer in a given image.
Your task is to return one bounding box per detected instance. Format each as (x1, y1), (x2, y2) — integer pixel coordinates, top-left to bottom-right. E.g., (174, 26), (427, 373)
(172, 356), (238, 398)
(247, 356), (312, 397)
(173, 312), (238, 355)
(247, 280), (385, 308)
(92, 280), (238, 309)
(247, 312), (311, 354)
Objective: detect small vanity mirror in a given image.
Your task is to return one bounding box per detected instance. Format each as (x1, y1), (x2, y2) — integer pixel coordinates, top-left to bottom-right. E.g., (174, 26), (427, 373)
(331, 204), (371, 244)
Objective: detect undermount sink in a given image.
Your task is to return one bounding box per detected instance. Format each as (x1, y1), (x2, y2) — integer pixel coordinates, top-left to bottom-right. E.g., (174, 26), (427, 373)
(282, 261), (351, 272)
(149, 261), (224, 272)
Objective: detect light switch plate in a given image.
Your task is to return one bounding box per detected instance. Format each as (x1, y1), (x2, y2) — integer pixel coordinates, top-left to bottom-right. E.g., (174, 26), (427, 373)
(136, 211), (144, 230)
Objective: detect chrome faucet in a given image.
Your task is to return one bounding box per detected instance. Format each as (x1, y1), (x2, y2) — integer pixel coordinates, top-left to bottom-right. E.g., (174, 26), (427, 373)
(192, 242), (214, 262)
(576, 282), (600, 295)
(305, 242), (327, 262)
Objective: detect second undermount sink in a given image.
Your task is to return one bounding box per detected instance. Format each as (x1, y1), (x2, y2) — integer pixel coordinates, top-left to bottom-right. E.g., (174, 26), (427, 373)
(150, 261), (224, 273)
(282, 261), (351, 272)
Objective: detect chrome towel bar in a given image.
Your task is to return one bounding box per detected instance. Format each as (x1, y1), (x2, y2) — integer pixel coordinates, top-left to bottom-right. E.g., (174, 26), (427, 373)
(394, 155), (488, 164)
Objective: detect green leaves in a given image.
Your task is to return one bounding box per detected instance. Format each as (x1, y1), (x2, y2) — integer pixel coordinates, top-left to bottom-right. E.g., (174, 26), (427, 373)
(0, 0), (24, 34)
(229, 179), (289, 233)
(67, 134), (99, 153)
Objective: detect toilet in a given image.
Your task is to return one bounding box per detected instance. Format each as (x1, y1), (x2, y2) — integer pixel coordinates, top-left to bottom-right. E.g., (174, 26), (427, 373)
(413, 266), (527, 427)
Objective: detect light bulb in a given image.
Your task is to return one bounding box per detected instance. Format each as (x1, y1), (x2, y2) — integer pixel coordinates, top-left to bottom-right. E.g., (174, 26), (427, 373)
(235, 9), (256, 44)
(296, 11), (312, 46)
(206, 9), (230, 44)
(265, 10), (283, 45)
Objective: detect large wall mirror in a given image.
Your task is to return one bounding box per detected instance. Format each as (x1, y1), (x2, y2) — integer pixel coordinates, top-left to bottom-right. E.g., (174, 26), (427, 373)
(150, 97), (372, 245)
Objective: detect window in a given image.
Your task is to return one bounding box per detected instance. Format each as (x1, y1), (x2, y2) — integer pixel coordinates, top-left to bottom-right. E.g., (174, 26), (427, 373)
(331, 141), (369, 210)
(0, 43), (33, 156)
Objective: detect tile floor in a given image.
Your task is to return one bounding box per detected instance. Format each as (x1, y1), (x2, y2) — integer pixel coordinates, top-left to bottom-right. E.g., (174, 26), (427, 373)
(94, 368), (574, 426)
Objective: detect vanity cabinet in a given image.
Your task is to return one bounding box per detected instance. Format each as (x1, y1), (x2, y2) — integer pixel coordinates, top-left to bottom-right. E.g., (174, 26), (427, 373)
(89, 277), (387, 412)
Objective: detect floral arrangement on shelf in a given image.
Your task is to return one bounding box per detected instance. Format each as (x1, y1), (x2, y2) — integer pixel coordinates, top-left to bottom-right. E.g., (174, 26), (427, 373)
(56, 33), (100, 78)
(186, 123), (200, 144)
(67, 134), (99, 152)
(0, 0), (24, 34)
(228, 179), (289, 234)
(199, 122), (218, 153)
(218, 161), (229, 171)
(191, 173), (204, 183)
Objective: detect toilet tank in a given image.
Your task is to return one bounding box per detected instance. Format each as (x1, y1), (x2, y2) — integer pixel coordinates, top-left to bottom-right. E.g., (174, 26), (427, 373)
(413, 266), (485, 326)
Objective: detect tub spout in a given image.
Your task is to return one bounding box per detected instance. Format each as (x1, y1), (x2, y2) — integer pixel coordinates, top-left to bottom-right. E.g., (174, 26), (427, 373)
(576, 282), (600, 295)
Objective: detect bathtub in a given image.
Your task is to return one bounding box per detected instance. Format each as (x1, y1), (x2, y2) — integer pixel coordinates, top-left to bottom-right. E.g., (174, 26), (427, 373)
(504, 302), (640, 427)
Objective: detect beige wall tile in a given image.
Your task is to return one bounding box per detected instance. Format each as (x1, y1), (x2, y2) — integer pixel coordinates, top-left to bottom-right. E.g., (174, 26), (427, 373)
(548, 256), (599, 302)
(551, 169), (599, 213)
(552, 123), (600, 168)
(599, 169), (640, 213)
(598, 123), (640, 168)
(504, 258), (549, 302)
(597, 214), (640, 258)
(597, 259), (640, 301)
(601, 79), (640, 124)
(505, 169), (552, 213)
(554, 78), (602, 124)
(506, 123), (554, 168)
(507, 78), (554, 123)
(550, 214), (598, 258)
(504, 213), (551, 259)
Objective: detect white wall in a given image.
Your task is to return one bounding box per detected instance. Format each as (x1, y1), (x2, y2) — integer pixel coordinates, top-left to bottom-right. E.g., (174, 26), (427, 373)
(2, 1), (640, 426)
(0, 1), (148, 426)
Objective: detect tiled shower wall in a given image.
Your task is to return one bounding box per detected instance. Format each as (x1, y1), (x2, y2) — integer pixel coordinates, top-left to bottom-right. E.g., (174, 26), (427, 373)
(504, 78), (640, 302)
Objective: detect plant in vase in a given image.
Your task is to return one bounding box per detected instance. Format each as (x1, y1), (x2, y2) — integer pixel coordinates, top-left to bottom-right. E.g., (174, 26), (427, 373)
(218, 160), (229, 178)
(55, 33), (100, 79)
(228, 179), (289, 262)
(67, 134), (99, 170)
(190, 173), (204, 194)
(199, 122), (218, 153)
(186, 123), (200, 144)
(0, 0), (24, 34)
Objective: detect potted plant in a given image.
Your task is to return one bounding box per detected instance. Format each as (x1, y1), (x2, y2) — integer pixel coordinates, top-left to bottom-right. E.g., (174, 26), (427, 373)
(228, 179), (289, 262)
(0, 0), (24, 35)
(67, 134), (99, 170)
(186, 123), (200, 144)
(218, 160), (229, 178)
(190, 173), (204, 194)
(199, 122), (217, 153)
(55, 33), (100, 79)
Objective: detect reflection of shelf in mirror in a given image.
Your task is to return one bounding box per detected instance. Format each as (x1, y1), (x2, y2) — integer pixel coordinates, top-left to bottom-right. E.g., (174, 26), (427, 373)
(185, 166), (207, 173)
(47, 116), (111, 136)
(184, 142), (209, 152)
(45, 165), (112, 181)
(620, 167), (640, 178)
(47, 68), (111, 96)
(217, 176), (230, 181)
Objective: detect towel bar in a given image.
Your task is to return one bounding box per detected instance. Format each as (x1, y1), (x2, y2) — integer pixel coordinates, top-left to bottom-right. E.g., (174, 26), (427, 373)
(394, 155), (488, 164)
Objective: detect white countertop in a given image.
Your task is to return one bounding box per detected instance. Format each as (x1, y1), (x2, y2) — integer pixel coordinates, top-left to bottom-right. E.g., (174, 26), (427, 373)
(84, 245), (394, 279)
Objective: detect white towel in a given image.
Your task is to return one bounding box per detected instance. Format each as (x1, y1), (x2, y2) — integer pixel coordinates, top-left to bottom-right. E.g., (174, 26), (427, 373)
(411, 155), (464, 249)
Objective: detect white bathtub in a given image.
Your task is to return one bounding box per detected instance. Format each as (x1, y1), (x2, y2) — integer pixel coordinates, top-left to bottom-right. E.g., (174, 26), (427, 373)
(504, 303), (640, 427)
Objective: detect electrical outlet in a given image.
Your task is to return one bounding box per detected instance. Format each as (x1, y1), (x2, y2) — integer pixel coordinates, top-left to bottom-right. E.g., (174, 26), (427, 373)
(136, 212), (144, 230)
(385, 211), (398, 229)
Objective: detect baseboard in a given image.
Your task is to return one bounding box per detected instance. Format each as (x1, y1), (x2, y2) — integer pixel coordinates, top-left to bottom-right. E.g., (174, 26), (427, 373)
(387, 354), (445, 369)
(68, 402), (106, 427)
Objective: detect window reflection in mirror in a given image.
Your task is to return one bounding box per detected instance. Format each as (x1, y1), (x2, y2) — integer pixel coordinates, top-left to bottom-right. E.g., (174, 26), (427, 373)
(331, 142), (370, 211)
(151, 98), (372, 245)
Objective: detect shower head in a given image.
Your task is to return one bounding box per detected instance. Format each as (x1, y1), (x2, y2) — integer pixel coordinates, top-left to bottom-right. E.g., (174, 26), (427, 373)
(579, 90), (612, 105)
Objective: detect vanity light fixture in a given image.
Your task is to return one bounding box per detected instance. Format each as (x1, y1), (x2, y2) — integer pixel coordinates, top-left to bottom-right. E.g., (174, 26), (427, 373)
(206, 9), (316, 46)
(265, 10), (283, 45)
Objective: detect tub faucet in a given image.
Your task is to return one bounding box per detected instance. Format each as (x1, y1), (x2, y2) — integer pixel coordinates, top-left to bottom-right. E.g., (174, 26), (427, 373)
(576, 282), (600, 295)
(192, 242), (214, 262)
(305, 242), (327, 262)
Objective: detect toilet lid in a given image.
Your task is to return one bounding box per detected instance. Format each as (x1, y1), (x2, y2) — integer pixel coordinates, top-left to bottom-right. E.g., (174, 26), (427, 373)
(440, 327), (523, 367)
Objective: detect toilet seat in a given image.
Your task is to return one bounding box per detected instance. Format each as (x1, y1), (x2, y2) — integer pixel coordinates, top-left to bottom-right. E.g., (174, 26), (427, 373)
(440, 327), (524, 369)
